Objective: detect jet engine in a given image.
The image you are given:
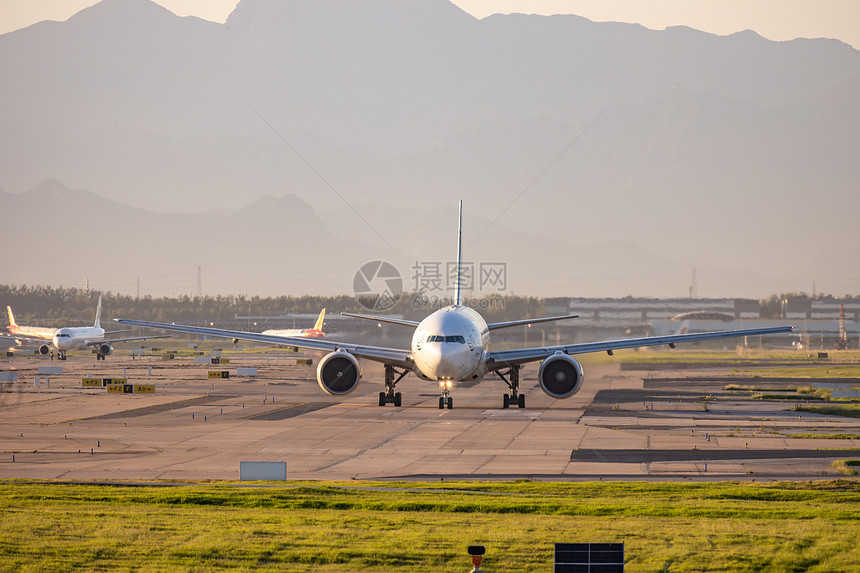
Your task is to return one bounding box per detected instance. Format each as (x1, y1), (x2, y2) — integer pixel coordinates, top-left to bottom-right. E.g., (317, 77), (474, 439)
(96, 343), (114, 356)
(37, 344), (50, 355)
(316, 351), (362, 396)
(538, 353), (583, 398)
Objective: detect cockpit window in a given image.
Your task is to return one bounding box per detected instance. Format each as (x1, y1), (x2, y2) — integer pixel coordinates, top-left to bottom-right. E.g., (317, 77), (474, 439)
(427, 335), (465, 343)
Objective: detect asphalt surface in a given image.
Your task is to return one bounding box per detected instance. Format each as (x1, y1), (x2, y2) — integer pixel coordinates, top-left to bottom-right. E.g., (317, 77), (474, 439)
(1, 349), (858, 482)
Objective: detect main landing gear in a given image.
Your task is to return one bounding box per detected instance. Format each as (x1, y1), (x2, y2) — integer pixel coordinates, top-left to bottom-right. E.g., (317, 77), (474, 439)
(496, 365), (525, 409)
(58, 350), (67, 361)
(378, 364), (408, 407)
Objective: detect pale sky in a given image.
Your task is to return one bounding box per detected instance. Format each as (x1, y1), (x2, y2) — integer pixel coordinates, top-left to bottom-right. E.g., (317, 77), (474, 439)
(1, 0), (858, 49)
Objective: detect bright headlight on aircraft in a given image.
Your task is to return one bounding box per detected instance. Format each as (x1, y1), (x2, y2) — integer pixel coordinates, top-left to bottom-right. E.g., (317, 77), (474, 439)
(446, 380), (453, 388)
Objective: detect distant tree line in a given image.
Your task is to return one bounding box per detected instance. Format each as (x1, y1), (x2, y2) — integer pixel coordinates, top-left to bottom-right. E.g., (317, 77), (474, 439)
(0, 285), (544, 326)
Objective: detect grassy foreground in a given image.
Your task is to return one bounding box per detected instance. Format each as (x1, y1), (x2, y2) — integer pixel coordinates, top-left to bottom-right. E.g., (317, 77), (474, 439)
(1, 481), (859, 572)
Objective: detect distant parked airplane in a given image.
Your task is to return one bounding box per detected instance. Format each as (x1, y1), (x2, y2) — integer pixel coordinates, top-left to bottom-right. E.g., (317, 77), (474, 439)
(261, 308), (326, 339)
(228, 309), (326, 345)
(7, 295), (168, 360)
(117, 202), (794, 409)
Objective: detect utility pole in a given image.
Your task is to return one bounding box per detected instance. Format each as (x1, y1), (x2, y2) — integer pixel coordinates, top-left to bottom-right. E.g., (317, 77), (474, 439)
(136, 277), (140, 300)
(197, 266), (202, 298)
(837, 302), (849, 349)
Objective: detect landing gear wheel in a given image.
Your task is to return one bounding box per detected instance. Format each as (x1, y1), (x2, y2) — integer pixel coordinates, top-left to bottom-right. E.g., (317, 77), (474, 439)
(383, 364), (409, 408)
(447, 396), (453, 409)
(495, 365), (522, 410)
(439, 397), (445, 409)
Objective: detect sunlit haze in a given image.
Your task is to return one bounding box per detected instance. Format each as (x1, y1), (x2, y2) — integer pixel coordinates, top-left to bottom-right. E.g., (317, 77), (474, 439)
(1, 0), (857, 298)
(1, 0), (858, 48)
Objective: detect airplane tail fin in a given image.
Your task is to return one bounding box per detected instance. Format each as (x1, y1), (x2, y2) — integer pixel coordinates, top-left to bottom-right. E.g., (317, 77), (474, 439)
(7, 306), (18, 329)
(455, 200), (463, 307)
(313, 309), (326, 332)
(93, 295), (103, 329)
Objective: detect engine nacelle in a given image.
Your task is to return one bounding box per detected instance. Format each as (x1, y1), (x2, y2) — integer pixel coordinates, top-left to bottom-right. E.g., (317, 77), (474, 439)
(316, 351), (362, 396)
(96, 343), (114, 356)
(538, 353), (583, 399)
(37, 344), (50, 355)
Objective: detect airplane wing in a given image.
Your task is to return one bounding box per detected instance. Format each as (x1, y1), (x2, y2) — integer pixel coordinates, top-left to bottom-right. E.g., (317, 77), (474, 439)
(487, 314), (579, 331)
(340, 312), (420, 327)
(114, 319), (414, 369)
(83, 334), (172, 347)
(486, 326), (795, 369)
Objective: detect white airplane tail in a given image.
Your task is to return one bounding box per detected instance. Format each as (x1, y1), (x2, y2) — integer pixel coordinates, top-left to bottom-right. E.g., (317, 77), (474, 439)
(455, 200), (463, 307)
(313, 309), (326, 332)
(7, 306), (18, 329)
(93, 295), (103, 329)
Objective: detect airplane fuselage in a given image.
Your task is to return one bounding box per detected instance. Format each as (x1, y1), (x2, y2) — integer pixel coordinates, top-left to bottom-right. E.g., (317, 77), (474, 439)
(52, 326), (105, 351)
(7, 324), (56, 340)
(410, 305), (490, 383)
(260, 328), (324, 338)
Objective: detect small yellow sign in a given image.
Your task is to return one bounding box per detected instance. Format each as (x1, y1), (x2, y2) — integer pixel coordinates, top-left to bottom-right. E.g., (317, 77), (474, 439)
(82, 378), (102, 387)
(296, 359), (313, 366)
(102, 378), (128, 386)
(211, 358), (230, 364)
(107, 384), (125, 394)
(208, 371), (230, 379)
(134, 384), (155, 394)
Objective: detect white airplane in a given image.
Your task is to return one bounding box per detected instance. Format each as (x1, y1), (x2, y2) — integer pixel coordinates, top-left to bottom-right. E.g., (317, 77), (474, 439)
(116, 202), (794, 409)
(8, 295), (168, 360)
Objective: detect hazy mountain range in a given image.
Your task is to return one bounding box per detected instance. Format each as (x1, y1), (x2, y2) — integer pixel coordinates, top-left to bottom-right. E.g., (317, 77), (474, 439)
(1, 0), (858, 298)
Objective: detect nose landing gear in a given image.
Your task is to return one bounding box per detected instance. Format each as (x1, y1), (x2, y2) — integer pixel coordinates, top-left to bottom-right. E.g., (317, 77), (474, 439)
(438, 379), (453, 409)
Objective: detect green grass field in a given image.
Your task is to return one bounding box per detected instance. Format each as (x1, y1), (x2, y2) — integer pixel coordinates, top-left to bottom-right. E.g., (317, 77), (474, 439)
(795, 404), (860, 419)
(2, 480), (859, 571)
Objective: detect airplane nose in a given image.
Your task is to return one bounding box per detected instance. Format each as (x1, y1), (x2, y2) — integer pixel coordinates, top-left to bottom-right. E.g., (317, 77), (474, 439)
(417, 344), (442, 379)
(435, 347), (460, 379)
(435, 344), (477, 380)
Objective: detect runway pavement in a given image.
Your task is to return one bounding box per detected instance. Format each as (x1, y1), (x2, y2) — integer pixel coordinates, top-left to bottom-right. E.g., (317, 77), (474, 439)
(1, 349), (858, 481)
